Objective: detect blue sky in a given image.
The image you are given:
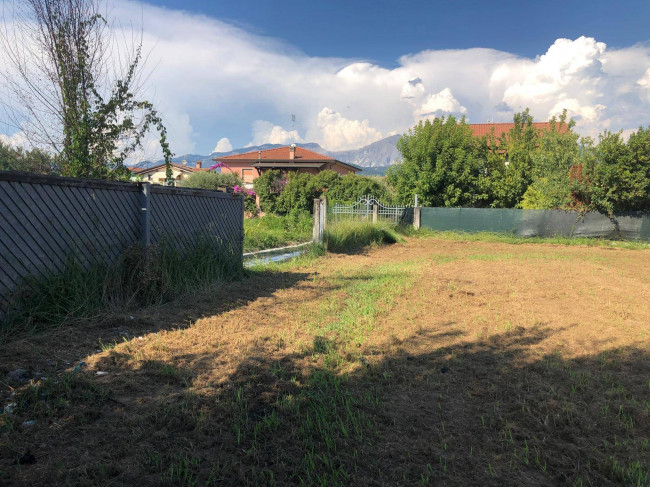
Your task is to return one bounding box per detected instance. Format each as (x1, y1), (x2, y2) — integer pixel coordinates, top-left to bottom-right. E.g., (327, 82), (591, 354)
(1, 0), (650, 158)
(152, 0), (650, 63)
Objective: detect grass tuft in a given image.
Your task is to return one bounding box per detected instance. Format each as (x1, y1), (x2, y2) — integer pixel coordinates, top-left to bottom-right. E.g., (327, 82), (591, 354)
(325, 221), (403, 253)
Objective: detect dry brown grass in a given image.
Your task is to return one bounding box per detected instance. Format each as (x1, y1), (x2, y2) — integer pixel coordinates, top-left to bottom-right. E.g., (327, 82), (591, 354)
(1, 237), (649, 486)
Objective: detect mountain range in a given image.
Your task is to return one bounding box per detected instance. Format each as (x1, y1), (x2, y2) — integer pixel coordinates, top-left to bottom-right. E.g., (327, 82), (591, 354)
(135, 135), (402, 176)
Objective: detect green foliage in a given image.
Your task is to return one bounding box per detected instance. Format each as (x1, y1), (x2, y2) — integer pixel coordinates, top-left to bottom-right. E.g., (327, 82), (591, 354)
(324, 221), (402, 253)
(0, 141), (59, 174)
(244, 210), (313, 251)
(180, 171), (242, 190)
(255, 169), (393, 215)
(484, 109), (540, 208)
(326, 173), (393, 203)
(253, 170), (284, 213)
(59, 37), (173, 181)
(387, 109), (650, 213)
(386, 116), (489, 207)
(521, 112), (578, 209)
(579, 128), (650, 214)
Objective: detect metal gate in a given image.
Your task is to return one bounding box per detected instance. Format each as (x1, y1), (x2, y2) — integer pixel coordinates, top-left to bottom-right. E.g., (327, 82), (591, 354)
(330, 195), (408, 224)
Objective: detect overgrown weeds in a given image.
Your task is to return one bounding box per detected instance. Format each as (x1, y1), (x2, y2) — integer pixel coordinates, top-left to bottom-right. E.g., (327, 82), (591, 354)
(244, 210), (312, 251)
(325, 221), (403, 253)
(1, 238), (242, 339)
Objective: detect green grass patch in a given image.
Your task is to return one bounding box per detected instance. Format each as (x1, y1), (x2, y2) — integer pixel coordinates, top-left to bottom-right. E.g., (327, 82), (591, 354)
(325, 221), (404, 253)
(244, 211), (312, 252)
(414, 229), (650, 249)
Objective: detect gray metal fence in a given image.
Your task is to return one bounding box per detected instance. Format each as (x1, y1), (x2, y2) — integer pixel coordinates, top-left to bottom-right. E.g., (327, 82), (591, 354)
(0, 171), (244, 312)
(330, 195), (409, 224)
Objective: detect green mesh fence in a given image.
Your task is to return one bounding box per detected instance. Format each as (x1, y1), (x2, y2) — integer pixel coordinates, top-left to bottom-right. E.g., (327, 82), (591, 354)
(417, 208), (650, 241)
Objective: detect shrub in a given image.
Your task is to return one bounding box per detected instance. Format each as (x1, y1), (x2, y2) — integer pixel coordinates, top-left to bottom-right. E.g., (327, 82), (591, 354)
(233, 185), (257, 214)
(253, 170), (285, 213)
(181, 171), (242, 190)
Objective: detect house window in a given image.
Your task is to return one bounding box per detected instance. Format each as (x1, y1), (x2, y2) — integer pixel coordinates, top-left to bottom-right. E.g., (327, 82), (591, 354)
(242, 168), (255, 183)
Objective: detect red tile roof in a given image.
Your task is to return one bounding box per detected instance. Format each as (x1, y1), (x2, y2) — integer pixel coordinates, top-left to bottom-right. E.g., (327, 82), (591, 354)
(129, 162), (210, 174)
(469, 122), (567, 139)
(216, 146), (333, 162)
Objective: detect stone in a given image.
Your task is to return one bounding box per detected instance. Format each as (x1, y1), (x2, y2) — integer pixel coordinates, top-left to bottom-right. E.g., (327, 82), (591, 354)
(7, 369), (28, 384)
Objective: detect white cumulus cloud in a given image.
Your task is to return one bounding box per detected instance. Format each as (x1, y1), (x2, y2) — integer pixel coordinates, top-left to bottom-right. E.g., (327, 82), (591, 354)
(212, 137), (233, 153)
(417, 88), (468, 120)
(250, 121), (303, 146)
(313, 108), (384, 151)
(0, 131), (29, 148)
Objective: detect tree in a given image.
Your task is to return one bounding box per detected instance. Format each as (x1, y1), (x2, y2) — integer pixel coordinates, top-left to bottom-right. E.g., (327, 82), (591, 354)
(520, 111), (578, 209)
(1, 0), (173, 181)
(485, 109), (540, 208)
(386, 116), (489, 207)
(0, 140), (59, 174)
(579, 128), (650, 213)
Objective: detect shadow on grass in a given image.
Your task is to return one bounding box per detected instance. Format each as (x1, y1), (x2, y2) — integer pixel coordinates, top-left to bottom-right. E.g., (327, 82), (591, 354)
(0, 268), (313, 373)
(3, 323), (649, 486)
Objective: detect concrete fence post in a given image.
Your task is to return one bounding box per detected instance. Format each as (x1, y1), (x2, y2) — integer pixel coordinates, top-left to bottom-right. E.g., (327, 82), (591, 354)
(140, 182), (151, 246)
(313, 198), (322, 244)
(372, 204), (378, 223)
(321, 196), (327, 230)
(413, 206), (421, 230)
(319, 198), (326, 243)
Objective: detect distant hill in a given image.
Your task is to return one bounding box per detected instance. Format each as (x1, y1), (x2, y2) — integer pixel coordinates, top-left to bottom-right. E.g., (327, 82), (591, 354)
(358, 165), (392, 177)
(328, 135), (401, 168)
(132, 135), (402, 171)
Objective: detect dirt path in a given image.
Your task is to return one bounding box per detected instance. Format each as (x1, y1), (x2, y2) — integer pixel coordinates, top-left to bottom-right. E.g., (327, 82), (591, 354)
(1, 237), (649, 486)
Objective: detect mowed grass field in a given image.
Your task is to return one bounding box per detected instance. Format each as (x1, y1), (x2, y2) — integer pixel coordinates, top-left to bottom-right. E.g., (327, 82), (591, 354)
(1, 236), (650, 486)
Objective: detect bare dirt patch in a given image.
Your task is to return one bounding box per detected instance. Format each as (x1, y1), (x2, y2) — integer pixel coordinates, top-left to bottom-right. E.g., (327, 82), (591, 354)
(1, 237), (649, 486)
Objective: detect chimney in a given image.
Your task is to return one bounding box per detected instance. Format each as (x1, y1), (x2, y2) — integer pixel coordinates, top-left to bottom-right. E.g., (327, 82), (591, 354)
(196, 161), (202, 169)
(182, 159), (187, 165)
(289, 143), (296, 160)
(258, 150), (262, 161)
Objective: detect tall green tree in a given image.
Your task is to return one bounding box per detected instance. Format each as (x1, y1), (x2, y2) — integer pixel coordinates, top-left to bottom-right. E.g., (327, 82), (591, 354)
(580, 128), (650, 213)
(486, 109), (540, 208)
(386, 116), (489, 207)
(520, 111), (578, 209)
(1, 0), (173, 181)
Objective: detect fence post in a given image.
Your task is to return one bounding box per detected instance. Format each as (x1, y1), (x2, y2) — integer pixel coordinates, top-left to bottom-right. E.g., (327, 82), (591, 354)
(321, 196), (327, 230)
(313, 198), (322, 244)
(413, 206), (421, 230)
(372, 204), (378, 223)
(319, 197), (326, 243)
(141, 182), (151, 246)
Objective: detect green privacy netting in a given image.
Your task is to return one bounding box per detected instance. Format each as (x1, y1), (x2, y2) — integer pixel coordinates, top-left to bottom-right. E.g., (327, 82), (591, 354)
(410, 208), (650, 241)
